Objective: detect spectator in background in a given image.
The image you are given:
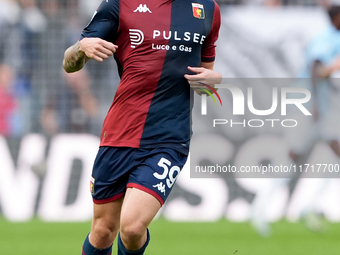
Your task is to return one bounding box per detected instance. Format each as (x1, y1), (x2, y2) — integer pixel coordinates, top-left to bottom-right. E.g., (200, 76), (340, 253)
(0, 1), (20, 62)
(265, 0), (282, 6)
(244, 0), (282, 7)
(251, 3), (340, 237)
(17, 0), (46, 81)
(0, 64), (21, 136)
(37, 0), (99, 135)
(287, 3), (340, 231)
(0, 0), (46, 135)
(40, 69), (99, 135)
(286, 3), (340, 167)
(78, 0), (102, 20)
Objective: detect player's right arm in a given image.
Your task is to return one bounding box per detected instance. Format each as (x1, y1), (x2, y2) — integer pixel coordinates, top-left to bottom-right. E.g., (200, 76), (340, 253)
(63, 0), (119, 73)
(63, 38), (117, 73)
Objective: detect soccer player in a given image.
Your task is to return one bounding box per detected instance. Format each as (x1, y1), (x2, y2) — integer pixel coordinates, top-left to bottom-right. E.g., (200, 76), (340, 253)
(251, 4), (340, 236)
(285, 4), (340, 161)
(287, 4), (340, 231)
(62, 0), (221, 254)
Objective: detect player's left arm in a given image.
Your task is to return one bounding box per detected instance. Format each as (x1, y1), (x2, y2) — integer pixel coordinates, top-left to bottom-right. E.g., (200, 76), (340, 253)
(185, 1), (221, 95)
(184, 63), (221, 96)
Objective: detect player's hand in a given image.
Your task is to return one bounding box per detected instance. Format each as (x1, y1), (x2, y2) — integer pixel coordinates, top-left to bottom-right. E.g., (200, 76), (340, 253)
(331, 57), (340, 73)
(79, 38), (118, 62)
(184, 66), (222, 95)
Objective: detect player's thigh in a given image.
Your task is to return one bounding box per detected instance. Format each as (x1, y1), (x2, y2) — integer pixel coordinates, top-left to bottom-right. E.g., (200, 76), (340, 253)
(90, 197), (124, 246)
(127, 148), (188, 205)
(92, 197), (124, 229)
(119, 148), (187, 233)
(120, 187), (161, 233)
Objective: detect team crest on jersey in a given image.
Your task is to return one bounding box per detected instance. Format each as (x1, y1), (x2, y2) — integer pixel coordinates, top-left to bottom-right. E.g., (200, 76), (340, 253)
(90, 177), (95, 195)
(192, 3), (205, 19)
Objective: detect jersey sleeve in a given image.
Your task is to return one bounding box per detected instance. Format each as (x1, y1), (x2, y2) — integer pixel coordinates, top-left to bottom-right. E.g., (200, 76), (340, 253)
(80, 0), (120, 43)
(201, 1), (221, 63)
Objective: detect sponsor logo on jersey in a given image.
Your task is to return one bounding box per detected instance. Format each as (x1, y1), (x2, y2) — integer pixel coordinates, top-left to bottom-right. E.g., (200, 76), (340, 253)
(134, 4), (152, 13)
(152, 30), (206, 44)
(129, 29), (206, 50)
(129, 29), (145, 48)
(90, 177), (95, 195)
(192, 3), (205, 19)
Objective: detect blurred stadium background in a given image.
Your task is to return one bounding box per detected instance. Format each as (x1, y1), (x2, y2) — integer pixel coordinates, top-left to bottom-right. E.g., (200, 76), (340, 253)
(1, 0), (340, 254)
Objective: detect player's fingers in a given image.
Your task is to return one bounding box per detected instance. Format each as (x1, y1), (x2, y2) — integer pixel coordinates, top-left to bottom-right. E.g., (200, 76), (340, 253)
(91, 55), (104, 62)
(94, 50), (111, 60)
(187, 66), (205, 73)
(184, 74), (199, 82)
(85, 50), (105, 62)
(184, 73), (205, 81)
(97, 46), (115, 56)
(101, 40), (118, 53)
(184, 74), (191, 80)
(190, 84), (209, 92)
(193, 87), (212, 96)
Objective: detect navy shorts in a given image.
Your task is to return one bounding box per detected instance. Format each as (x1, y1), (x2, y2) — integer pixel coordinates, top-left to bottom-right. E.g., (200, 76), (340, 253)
(90, 146), (188, 205)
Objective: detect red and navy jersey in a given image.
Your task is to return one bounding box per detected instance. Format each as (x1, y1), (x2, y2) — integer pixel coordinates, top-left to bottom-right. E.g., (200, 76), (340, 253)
(81, 0), (220, 154)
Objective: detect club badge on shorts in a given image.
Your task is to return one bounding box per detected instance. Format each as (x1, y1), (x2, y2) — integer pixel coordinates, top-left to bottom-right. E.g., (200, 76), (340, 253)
(192, 3), (205, 19)
(90, 177), (95, 195)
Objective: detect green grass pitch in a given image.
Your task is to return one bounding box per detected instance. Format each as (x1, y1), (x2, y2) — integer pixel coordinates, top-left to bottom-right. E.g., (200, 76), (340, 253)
(0, 218), (339, 255)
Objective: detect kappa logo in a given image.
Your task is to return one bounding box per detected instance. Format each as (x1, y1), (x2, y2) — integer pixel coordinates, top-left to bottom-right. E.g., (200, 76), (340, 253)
(134, 4), (152, 13)
(153, 182), (166, 196)
(129, 29), (144, 48)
